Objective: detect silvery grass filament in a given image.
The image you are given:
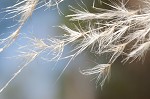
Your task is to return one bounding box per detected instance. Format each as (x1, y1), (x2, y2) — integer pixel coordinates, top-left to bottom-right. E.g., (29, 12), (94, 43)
(61, 0), (150, 87)
(0, 0), (63, 93)
(1, 0), (150, 94)
(0, 0), (64, 53)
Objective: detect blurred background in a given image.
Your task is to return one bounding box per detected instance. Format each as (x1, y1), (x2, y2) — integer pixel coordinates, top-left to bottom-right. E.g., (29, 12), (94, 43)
(0, 0), (150, 99)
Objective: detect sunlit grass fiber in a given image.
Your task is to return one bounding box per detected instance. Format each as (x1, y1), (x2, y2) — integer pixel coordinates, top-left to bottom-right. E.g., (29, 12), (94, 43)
(0, 0), (150, 93)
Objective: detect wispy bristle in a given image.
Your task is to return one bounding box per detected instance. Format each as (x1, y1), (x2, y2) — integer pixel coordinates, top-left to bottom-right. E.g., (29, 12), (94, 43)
(0, 26), (21, 52)
(60, 0), (150, 87)
(2, 0), (150, 92)
(80, 64), (111, 87)
(0, 51), (39, 93)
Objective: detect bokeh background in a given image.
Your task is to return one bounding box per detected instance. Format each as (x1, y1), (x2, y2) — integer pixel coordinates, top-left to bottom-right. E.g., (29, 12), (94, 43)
(0, 0), (150, 99)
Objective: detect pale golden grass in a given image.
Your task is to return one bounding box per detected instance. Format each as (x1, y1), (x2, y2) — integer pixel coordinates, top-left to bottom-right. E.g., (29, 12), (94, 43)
(1, 0), (150, 92)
